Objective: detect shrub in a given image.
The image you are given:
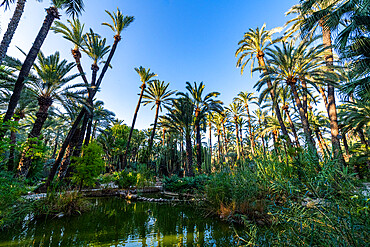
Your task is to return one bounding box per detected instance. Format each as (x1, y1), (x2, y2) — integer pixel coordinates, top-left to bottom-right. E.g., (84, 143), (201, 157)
(34, 191), (91, 216)
(0, 171), (32, 230)
(114, 170), (137, 189)
(71, 142), (105, 191)
(163, 174), (209, 194)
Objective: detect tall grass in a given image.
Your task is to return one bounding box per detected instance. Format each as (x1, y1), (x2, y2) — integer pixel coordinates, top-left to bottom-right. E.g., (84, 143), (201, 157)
(205, 150), (369, 246)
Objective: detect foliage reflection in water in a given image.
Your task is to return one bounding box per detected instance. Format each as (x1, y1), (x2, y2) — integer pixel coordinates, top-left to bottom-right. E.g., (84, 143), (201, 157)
(0, 197), (239, 246)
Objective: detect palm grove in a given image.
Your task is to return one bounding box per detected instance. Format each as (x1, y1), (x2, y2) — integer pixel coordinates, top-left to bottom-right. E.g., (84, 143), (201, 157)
(0, 0), (369, 244)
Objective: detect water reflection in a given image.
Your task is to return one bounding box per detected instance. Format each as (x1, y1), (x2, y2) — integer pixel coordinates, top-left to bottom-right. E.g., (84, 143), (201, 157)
(0, 197), (238, 246)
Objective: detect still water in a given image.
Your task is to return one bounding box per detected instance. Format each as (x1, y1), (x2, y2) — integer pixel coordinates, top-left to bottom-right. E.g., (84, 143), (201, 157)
(0, 197), (240, 246)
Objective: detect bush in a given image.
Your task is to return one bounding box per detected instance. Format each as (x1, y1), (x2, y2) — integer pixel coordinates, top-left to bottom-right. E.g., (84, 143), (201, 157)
(71, 142), (105, 191)
(114, 170), (137, 189)
(163, 174), (209, 194)
(34, 191), (91, 216)
(0, 171), (31, 230)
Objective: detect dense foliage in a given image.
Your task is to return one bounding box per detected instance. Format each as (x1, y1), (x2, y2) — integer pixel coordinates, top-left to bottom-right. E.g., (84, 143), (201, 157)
(0, 0), (369, 245)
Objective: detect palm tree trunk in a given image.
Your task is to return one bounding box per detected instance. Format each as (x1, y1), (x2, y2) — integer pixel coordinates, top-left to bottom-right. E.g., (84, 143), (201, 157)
(0, 0), (27, 65)
(84, 115), (93, 145)
(0, 7), (60, 138)
(123, 84), (146, 168)
(257, 53), (292, 145)
(342, 132), (350, 159)
(17, 100), (52, 177)
(245, 104), (255, 155)
(283, 106), (300, 147)
(148, 102), (160, 160)
(318, 130), (330, 154)
(315, 129), (326, 157)
(38, 108), (86, 192)
(95, 35), (121, 90)
(222, 122), (228, 157)
(288, 81), (316, 152)
(239, 125), (245, 157)
(301, 77), (308, 119)
(258, 118), (266, 154)
(57, 127), (81, 180)
(235, 118), (240, 160)
(92, 120), (98, 139)
(51, 132), (59, 159)
(185, 132), (194, 177)
(195, 109), (202, 172)
(7, 117), (20, 172)
(208, 121), (212, 163)
(71, 49), (89, 84)
(217, 129), (221, 162)
(321, 24), (344, 166)
(84, 64), (99, 146)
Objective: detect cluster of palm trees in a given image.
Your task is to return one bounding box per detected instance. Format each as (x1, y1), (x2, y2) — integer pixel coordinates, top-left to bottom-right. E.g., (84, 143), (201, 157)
(0, 2), (137, 188)
(1, 0), (369, 184)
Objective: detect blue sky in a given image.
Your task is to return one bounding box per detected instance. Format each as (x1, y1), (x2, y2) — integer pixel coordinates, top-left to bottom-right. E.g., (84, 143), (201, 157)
(1, 0), (296, 130)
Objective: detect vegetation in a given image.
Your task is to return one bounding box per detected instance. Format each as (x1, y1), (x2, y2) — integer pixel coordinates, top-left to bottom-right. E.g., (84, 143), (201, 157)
(0, 0), (369, 246)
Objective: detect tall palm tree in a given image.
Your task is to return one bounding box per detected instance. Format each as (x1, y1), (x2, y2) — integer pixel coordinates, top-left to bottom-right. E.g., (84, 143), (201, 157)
(300, 0), (345, 164)
(254, 107), (268, 153)
(178, 81), (222, 171)
(142, 80), (176, 161)
(235, 91), (257, 155)
(225, 101), (245, 160)
(211, 112), (225, 162)
(1, 0), (85, 138)
(256, 41), (319, 152)
(17, 51), (80, 177)
(42, 8), (134, 191)
(123, 66), (157, 168)
(81, 29), (110, 145)
(235, 25), (292, 145)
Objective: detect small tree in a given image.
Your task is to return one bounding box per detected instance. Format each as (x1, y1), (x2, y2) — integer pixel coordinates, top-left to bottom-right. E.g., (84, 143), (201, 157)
(71, 142), (104, 191)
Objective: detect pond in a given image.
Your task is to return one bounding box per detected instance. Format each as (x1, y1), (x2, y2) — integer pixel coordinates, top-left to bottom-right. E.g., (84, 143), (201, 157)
(0, 197), (241, 246)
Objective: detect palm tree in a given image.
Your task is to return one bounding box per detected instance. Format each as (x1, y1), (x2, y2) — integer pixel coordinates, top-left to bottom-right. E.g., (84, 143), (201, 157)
(51, 18), (89, 84)
(235, 91), (257, 155)
(0, 0), (29, 65)
(161, 97), (195, 176)
(1, 0), (85, 137)
(123, 66), (157, 168)
(254, 107), (268, 153)
(225, 101), (245, 160)
(81, 29), (110, 145)
(17, 51), (80, 177)
(142, 80), (175, 161)
(235, 25), (292, 145)
(42, 8), (134, 191)
(178, 81), (222, 172)
(257, 41), (319, 152)
(211, 112), (225, 162)
(300, 0), (345, 164)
